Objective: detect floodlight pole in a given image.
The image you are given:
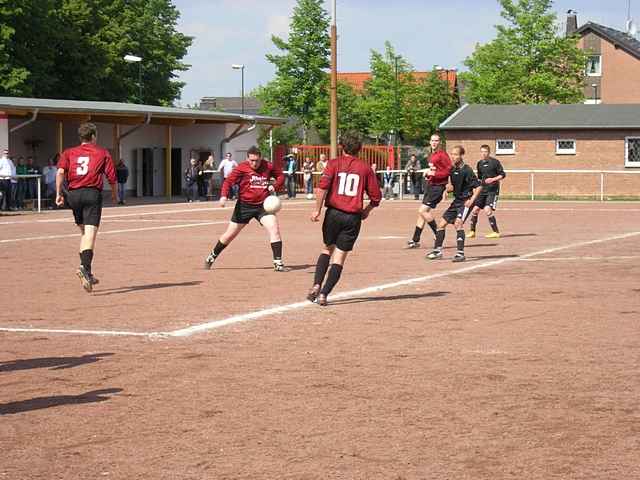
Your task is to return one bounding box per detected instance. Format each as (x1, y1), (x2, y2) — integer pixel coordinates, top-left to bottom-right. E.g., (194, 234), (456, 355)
(232, 64), (246, 114)
(330, 0), (338, 159)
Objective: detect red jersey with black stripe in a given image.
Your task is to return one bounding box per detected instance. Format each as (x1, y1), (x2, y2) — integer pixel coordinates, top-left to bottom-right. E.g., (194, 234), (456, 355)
(58, 143), (117, 190)
(319, 155), (381, 214)
(221, 159), (285, 205)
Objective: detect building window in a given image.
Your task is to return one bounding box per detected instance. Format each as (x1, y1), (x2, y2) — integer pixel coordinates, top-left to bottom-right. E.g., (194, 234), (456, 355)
(586, 55), (602, 76)
(626, 137), (640, 167)
(556, 139), (576, 155)
(496, 139), (515, 155)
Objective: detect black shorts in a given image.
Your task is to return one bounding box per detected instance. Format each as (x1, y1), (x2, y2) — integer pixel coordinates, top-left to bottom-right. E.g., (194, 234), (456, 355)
(231, 200), (268, 225)
(474, 191), (499, 210)
(66, 188), (103, 227)
(322, 207), (362, 252)
(422, 184), (446, 209)
(442, 199), (471, 225)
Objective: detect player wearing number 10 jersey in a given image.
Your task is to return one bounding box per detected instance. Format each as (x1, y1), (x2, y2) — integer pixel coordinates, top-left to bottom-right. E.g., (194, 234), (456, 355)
(56, 123), (117, 292)
(308, 131), (382, 306)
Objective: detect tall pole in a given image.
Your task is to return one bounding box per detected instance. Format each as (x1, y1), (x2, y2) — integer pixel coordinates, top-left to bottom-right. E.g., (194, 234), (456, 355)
(330, 0), (338, 159)
(241, 66), (245, 115)
(139, 63), (143, 103)
(394, 56), (399, 150)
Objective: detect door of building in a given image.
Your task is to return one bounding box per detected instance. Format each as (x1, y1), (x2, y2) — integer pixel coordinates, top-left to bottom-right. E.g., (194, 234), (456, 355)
(171, 148), (182, 196)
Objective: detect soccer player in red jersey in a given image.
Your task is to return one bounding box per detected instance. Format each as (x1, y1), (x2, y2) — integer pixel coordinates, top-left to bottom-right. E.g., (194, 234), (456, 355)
(55, 123), (117, 292)
(308, 132), (382, 306)
(204, 146), (287, 271)
(406, 133), (452, 248)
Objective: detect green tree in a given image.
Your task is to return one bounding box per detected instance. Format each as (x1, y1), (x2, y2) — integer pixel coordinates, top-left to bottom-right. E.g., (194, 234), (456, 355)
(0, 1), (29, 95)
(311, 80), (369, 143)
(258, 0), (330, 143)
(461, 0), (586, 104)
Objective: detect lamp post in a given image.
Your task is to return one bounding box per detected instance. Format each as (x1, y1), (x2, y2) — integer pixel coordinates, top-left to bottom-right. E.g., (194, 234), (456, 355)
(232, 64), (245, 114)
(124, 54), (143, 103)
(394, 55), (400, 155)
(330, 0), (338, 159)
(592, 83), (599, 104)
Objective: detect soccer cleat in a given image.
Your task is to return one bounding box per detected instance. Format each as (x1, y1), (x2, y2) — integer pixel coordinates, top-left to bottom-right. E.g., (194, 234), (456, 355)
(467, 230), (476, 239)
(426, 250), (443, 260)
(90, 275), (100, 286)
(76, 266), (93, 293)
(204, 253), (216, 270)
(452, 252), (466, 263)
(273, 259), (286, 272)
(307, 285), (321, 303)
(406, 240), (421, 249)
(485, 232), (501, 239)
(316, 293), (328, 306)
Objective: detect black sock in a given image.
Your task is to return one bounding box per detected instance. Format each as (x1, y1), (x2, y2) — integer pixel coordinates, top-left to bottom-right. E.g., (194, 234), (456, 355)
(313, 253), (331, 287)
(320, 264), (343, 296)
(212, 240), (227, 257)
(470, 214), (478, 232)
(434, 229), (446, 249)
(412, 226), (423, 243)
(271, 241), (283, 260)
(488, 216), (499, 233)
(428, 220), (438, 235)
(456, 229), (465, 253)
(79, 249), (94, 275)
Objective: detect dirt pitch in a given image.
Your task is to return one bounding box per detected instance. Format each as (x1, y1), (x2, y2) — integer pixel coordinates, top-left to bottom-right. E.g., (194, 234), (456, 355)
(1, 199), (639, 480)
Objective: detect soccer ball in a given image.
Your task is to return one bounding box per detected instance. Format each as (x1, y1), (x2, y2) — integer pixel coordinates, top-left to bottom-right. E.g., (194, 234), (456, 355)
(263, 195), (282, 214)
(306, 193), (314, 200)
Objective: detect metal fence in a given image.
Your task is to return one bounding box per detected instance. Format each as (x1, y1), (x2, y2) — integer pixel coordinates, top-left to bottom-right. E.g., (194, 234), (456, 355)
(0, 175), (44, 212)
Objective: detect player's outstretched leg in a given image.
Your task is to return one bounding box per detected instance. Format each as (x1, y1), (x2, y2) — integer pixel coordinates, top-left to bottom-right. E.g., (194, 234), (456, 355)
(76, 225), (98, 293)
(308, 250), (331, 302)
(426, 223), (446, 260)
(468, 208), (479, 238)
(314, 247), (347, 306)
(485, 208), (500, 239)
(453, 229), (466, 262)
(407, 205), (437, 248)
(204, 222), (244, 269)
(261, 214), (286, 271)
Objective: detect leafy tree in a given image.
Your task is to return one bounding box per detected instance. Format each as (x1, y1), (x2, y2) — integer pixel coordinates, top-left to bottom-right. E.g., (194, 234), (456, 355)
(311, 80), (369, 143)
(0, 1), (29, 95)
(461, 0), (586, 104)
(258, 0), (330, 143)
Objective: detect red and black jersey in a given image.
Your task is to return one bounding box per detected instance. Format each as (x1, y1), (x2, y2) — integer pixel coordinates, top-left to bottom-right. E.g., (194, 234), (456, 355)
(319, 155), (381, 214)
(58, 143), (117, 190)
(221, 159), (285, 205)
(426, 150), (452, 186)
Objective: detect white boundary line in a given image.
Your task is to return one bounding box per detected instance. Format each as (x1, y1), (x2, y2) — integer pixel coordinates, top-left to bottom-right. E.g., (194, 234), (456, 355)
(1, 230), (639, 338)
(520, 255), (640, 262)
(0, 221), (227, 244)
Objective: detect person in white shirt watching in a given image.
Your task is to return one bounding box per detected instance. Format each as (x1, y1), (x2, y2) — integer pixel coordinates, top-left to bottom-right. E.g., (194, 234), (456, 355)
(218, 152), (238, 199)
(0, 149), (15, 211)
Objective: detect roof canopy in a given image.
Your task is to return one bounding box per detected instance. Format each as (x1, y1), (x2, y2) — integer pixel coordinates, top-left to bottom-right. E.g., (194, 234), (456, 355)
(440, 104), (640, 130)
(0, 96), (285, 127)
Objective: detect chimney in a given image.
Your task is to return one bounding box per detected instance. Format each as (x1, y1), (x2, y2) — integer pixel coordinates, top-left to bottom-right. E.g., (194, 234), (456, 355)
(566, 9), (578, 37)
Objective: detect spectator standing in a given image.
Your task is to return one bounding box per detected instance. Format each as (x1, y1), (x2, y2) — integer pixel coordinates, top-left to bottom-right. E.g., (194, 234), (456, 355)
(218, 152), (238, 199)
(383, 165), (395, 200)
(196, 159), (206, 199)
(406, 154), (421, 199)
(316, 153), (328, 174)
(285, 154), (297, 199)
(42, 156), (59, 208)
(26, 156), (40, 203)
(204, 154), (216, 199)
(116, 159), (129, 205)
(15, 156), (27, 209)
(302, 157), (314, 197)
(184, 158), (198, 202)
(0, 149), (14, 210)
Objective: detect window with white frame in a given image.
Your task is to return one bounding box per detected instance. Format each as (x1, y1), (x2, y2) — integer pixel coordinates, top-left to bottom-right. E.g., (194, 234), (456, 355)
(586, 55), (602, 76)
(496, 139), (515, 155)
(556, 139), (576, 155)
(626, 137), (640, 167)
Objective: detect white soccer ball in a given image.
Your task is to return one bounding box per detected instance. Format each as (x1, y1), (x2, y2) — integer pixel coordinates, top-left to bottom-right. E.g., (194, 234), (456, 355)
(306, 193), (314, 200)
(263, 195), (282, 214)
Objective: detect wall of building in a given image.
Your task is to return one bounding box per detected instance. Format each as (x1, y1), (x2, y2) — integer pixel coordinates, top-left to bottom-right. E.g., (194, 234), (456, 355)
(444, 129), (640, 197)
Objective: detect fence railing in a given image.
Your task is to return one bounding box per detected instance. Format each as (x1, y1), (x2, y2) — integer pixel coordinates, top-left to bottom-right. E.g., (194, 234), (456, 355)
(0, 175), (44, 212)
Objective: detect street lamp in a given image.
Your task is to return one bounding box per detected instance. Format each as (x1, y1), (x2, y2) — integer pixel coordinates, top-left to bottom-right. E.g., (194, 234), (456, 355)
(591, 83), (599, 104)
(124, 54), (143, 103)
(394, 55), (400, 151)
(232, 64), (245, 114)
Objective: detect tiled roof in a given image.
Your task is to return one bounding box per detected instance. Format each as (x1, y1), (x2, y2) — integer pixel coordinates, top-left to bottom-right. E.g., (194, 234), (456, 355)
(576, 22), (640, 60)
(337, 70), (457, 92)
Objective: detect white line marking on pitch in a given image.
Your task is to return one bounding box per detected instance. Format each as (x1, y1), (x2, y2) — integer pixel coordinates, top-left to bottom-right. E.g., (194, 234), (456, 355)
(2, 230), (639, 338)
(520, 255), (640, 262)
(0, 221), (227, 244)
(168, 230), (640, 337)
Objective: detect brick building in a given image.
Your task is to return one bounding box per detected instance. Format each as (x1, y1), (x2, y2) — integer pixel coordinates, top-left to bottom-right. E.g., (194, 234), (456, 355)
(566, 11), (640, 104)
(439, 104), (640, 198)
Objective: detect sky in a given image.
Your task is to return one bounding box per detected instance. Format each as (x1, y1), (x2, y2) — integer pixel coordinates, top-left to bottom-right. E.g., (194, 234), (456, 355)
(172, 0), (637, 106)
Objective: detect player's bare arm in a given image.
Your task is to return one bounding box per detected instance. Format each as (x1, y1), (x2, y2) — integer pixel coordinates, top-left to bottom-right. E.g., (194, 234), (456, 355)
(311, 188), (329, 222)
(466, 185), (483, 208)
(55, 167), (66, 206)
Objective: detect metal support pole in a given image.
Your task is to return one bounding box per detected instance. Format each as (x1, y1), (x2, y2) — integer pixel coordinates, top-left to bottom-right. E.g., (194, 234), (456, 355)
(165, 125), (173, 199)
(530, 173), (535, 201)
(37, 176), (41, 213)
(329, 0), (338, 159)
(241, 67), (245, 115)
(399, 172), (404, 200)
(600, 172), (605, 201)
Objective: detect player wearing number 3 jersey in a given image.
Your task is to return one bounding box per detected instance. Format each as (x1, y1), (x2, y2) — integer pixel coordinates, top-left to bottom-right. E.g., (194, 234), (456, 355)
(56, 123), (117, 292)
(308, 131), (381, 306)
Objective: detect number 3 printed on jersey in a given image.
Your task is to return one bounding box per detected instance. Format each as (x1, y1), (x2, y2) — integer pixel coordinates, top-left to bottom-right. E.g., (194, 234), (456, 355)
(76, 156), (90, 176)
(337, 172), (360, 197)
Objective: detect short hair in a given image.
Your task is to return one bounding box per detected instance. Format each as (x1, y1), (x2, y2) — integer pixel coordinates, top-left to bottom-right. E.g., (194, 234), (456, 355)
(480, 144), (491, 152)
(247, 146), (261, 157)
(78, 123), (97, 142)
(430, 133), (441, 140)
(453, 145), (465, 155)
(410, 153), (416, 158)
(339, 131), (363, 155)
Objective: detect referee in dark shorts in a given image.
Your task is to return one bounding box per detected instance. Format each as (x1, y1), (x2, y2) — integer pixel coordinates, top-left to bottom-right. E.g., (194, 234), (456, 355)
(468, 144), (506, 239)
(56, 123), (117, 292)
(426, 146), (482, 263)
(308, 131), (381, 306)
